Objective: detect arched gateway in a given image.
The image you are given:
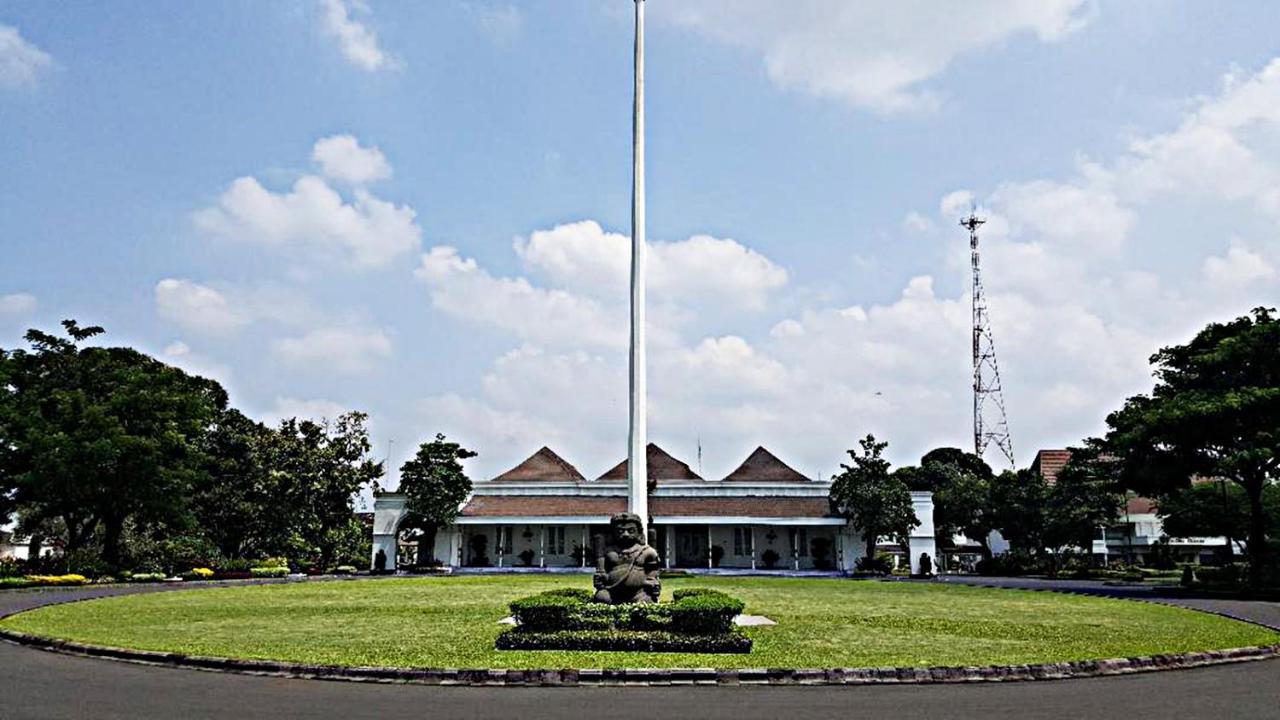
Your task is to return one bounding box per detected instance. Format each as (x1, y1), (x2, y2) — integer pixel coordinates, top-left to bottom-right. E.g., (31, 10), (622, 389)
(372, 445), (936, 574)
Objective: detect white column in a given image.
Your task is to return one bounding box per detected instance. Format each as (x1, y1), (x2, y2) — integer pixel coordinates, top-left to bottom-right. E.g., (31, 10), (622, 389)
(665, 525), (674, 569)
(707, 525), (713, 568)
(626, 0), (649, 531)
(581, 525), (588, 568)
(539, 526), (546, 568)
(497, 526), (504, 568)
(750, 526), (757, 570)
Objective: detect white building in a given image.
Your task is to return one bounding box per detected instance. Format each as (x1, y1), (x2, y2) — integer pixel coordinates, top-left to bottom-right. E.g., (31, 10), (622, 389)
(373, 444), (936, 575)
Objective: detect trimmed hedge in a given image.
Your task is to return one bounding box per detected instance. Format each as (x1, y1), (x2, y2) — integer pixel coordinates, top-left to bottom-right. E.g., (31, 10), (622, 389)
(500, 586), (752, 653)
(495, 628), (752, 653)
(250, 566), (289, 578)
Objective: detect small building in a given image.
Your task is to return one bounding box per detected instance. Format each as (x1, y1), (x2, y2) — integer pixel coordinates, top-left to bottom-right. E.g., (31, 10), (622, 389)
(372, 444), (936, 575)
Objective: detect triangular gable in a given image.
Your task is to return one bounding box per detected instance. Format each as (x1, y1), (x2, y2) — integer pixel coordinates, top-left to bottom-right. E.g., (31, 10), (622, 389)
(597, 442), (703, 482)
(491, 447), (585, 482)
(722, 446), (811, 482)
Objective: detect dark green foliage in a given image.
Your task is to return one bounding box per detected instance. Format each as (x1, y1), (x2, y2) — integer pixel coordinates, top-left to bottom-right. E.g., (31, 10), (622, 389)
(495, 628), (753, 653)
(760, 548), (780, 568)
(829, 435), (920, 560)
(855, 554), (892, 575)
(918, 448), (995, 557)
(397, 434), (475, 565)
(1103, 308), (1280, 586)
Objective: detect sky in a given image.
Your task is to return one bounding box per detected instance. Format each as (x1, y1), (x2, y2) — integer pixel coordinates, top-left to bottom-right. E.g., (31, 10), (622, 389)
(2, 1), (1280, 488)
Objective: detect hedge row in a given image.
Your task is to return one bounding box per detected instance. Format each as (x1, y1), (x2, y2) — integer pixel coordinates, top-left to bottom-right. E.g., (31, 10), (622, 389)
(508, 587), (745, 635)
(495, 628), (753, 654)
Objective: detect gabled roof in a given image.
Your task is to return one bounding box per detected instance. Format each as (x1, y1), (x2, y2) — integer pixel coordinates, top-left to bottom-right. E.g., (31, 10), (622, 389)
(722, 446), (810, 482)
(491, 447), (586, 482)
(598, 443), (702, 482)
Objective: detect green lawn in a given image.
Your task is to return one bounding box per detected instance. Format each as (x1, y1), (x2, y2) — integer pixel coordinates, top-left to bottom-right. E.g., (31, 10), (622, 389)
(2, 576), (1275, 669)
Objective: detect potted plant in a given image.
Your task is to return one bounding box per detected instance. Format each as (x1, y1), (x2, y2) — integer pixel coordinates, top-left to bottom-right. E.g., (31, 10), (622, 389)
(518, 549), (536, 567)
(761, 548), (780, 569)
(710, 545), (724, 568)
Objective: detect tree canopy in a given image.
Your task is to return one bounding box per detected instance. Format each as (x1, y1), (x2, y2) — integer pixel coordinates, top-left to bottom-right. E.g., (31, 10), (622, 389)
(829, 435), (920, 560)
(398, 433), (476, 564)
(1104, 307), (1280, 585)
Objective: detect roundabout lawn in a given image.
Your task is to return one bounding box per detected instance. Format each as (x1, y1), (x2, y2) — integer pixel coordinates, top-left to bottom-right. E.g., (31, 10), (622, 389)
(2, 575), (1276, 670)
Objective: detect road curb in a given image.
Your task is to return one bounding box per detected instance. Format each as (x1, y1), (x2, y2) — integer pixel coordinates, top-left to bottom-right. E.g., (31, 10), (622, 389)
(1, 626), (1276, 687)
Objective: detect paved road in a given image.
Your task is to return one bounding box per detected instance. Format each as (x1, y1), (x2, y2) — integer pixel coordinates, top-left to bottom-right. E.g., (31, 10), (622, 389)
(2, 580), (1278, 720)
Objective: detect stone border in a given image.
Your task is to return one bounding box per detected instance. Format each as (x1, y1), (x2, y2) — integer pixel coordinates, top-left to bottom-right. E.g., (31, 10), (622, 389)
(2, 581), (1278, 687)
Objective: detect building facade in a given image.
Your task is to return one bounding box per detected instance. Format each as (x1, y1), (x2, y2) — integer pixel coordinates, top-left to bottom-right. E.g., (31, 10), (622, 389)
(373, 444), (936, 575)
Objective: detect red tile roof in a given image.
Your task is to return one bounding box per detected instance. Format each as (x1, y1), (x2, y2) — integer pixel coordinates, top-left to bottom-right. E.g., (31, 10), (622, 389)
(1031, 449), (1072, 484)
(1126, 496), (1157, 515)
(459, 495), (836, 519)
(491, 447), (585, 482)
(722, 447), (811, 482)
(598, 443), (703, 482)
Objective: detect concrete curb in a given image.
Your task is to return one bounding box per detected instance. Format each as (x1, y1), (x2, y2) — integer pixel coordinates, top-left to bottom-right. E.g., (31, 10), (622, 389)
(1, 626), (1276, 687)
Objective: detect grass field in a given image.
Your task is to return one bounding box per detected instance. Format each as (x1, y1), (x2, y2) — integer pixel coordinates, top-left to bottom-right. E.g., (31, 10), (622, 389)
(2, 575), (1276, 669)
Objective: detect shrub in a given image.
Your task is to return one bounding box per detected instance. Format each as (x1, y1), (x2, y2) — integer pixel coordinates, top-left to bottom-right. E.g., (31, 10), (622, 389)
(217, 558), (255, 573)
(128, 572), (166, 583)
(253, 557), (290, 570)
(518, 549), (536, 567)
(25, 574), (88, 586)
(333, 565), (357, 575)
(250, 566), (289, 578)
(1, 577), (31, 589)
(760, 548), (780, 569)
(495, 628), (752, 653)
(669, 588), (743, 634)
(710, 545), (724, 567)
(975, 550), (1038, 577)
(507, 587), (744, 635)
(0, 557), (23, 578)
(855, 554), (892, 575)
(182, 567), (215, 581)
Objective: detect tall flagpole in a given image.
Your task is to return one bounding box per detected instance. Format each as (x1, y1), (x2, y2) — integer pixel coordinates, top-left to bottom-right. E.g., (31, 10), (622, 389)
(627, 0), (648, 531)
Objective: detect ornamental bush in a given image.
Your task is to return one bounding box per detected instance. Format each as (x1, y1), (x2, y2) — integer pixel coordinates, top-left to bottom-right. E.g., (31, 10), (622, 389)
(506, 587), (744, 635)
(182, 567), (215, 580)
(128, 572), (166, 583)
(250, 566), (289, 578)
(24, 574), (89, 586)
(495, 629), (752, 653)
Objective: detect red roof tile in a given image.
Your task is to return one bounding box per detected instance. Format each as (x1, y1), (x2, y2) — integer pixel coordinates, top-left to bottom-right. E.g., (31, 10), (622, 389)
(459, 495), (835, 519)
(722, 446), (811, 482)
(598, 443), (703, 482)
(491, 447), (585, 482)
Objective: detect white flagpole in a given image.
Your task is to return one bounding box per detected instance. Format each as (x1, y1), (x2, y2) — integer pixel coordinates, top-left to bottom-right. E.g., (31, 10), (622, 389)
(627, 0), (648, 531)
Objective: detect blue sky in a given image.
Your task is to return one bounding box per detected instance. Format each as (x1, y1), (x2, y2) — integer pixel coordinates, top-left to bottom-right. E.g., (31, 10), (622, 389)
(3, 1), (1279, 486)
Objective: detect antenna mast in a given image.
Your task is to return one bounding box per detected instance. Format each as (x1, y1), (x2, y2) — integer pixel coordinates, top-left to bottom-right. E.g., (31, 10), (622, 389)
(963, 210), (1015, 467)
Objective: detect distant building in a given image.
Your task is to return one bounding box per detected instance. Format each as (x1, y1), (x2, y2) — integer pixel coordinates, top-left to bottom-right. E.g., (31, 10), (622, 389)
(372, 444), (937, 574)
(1032, 449), (1239, 564)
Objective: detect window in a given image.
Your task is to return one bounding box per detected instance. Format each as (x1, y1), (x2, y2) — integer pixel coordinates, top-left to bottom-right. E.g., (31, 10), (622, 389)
(547, 527), (565, 555)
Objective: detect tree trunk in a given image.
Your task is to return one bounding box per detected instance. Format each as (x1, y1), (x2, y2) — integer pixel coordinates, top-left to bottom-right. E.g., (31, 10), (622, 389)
(1244, 478), (1268, 588)
(865, 532), (877, 566)
(102, 515), (124, 570)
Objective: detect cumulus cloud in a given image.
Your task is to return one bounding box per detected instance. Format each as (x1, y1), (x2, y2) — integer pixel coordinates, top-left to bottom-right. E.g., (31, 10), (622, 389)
(0, 292), (37, 317)
(668, 1), (1093, 113)
(318, 0), (398, 72)
(194, 173), (420, 268)
(0, 24), (52, 88)
(271, 325), (393, 373)
(312, 134), (391, 185)
(1203, 242), (1276, 288)
(161, 341), (233, 388)
(154, 279), (249, 336)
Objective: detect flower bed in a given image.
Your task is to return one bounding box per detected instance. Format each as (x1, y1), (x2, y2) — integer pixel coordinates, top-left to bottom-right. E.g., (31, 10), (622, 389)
(497, 587), (751, 653)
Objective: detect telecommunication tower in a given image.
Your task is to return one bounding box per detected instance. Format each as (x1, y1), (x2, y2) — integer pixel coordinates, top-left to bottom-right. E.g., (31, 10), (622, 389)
(962, 210), (1015, 467)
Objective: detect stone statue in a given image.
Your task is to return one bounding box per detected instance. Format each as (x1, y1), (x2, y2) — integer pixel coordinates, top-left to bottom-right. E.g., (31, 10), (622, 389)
(374, 548), (387, 574)
(592, 512), (661, 604)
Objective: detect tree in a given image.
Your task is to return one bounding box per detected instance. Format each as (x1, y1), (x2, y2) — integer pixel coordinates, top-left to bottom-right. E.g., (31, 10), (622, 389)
(189, 409), (288, 560)
(398, 434), (476, 565)
(1104, 308), (1280, 586)
(829, 435), (920, 561)
(267, 412), (383, 568)
(989, 469), (1049, 558)
(918, 448), (996, 558)
(0, 321), (226, 567)
(1041, 444), (1125, 571)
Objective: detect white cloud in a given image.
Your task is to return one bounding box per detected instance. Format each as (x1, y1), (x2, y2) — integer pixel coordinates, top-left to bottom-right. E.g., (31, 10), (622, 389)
(318, 0), (398, 72)
(312, 134), (392, 185)
(0, 24), (52, 88)
(194, 173), (420, 268)
(1203, 242), (1275, 288)
(471, 4), (522, 46)
(271, 325), (393, 373)
(0, 292), (37, 317)
(415, 245), (625, 349)
(154, 279), (249, 336)
(161, 340), (233, 387)
(669, 1), (1092, 113)
(262, 396), (352, 425)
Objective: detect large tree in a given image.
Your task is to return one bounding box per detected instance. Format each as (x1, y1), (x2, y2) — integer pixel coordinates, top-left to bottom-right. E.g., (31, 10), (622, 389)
(1041, 444), (1125, 572)
(829, 435), (920, 561)
(397, 433), (476, 565)
(1104, 308), (1280, 586)
(189, 409), (288, 560)
(918, 447), (996, 558)
(267, 412), (383, 568)
(0, 321), (226, 567)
